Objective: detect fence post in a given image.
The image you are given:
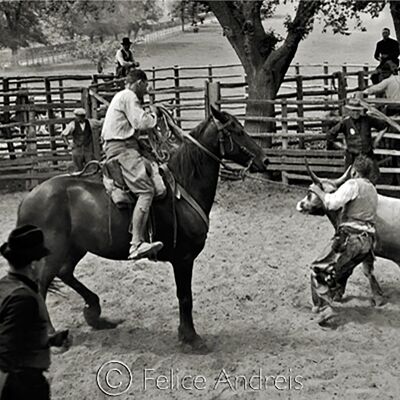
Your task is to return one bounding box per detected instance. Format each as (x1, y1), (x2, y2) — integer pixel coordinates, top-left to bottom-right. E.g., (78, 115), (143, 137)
(59, 79), (66, 129)
(323, 61), (329, 109)
(296, 75), (305, 149)
(205, 81), (221, 119)
(363, 63), (369, 88)
(81, 88), (91, 116)
(150, 66), (156, 104)
(357, 70), (366, 91)
(208, 64), (213, 82)
(281, 99), (288, 184)
(89, 84), (101, 161)
(26, 109), (38, 190)
(173, 65), (181, 127)
(337, 71), (347, 115)
(342, 62), (348, 88)
(2, 78), (16, 160)
(44, 78), (57, 163)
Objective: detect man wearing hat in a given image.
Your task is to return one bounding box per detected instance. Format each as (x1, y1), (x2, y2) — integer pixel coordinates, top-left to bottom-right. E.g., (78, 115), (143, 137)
(61, 108), (103, 171)
(115, 37), (140, 79)
(326, 98), (387, 184)
(0, 225), (69, 400)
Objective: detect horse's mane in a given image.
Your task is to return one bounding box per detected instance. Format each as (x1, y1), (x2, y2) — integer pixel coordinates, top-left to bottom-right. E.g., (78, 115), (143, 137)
(168, 116), (213, 189)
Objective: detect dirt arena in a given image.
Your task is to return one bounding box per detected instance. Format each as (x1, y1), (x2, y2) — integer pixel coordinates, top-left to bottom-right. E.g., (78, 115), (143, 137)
(0, 177), (399, 400)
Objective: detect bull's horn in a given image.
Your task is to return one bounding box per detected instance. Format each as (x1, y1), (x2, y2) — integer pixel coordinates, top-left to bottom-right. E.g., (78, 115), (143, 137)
(333, 165), (352, 187)
(305, 158), (322, 187)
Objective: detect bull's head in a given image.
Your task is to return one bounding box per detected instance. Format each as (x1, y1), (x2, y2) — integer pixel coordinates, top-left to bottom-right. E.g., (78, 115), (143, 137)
(296, 160), (352, 216)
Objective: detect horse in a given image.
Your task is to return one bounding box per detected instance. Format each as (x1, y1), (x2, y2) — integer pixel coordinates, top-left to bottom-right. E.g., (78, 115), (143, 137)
(16, 106), (268, 351)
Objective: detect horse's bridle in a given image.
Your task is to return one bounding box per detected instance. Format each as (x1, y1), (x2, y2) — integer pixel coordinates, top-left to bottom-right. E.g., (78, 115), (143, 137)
(185, 117), (257, 178)
(157, 105), (257, 178)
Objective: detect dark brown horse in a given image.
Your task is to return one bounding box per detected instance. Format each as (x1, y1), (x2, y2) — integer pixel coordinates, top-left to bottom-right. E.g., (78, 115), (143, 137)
(17, 106), (268, 351)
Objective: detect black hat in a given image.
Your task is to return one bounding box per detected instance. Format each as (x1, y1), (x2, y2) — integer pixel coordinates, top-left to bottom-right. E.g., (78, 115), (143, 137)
(121, 37), (132, 46)
(0, 225), (50, 267)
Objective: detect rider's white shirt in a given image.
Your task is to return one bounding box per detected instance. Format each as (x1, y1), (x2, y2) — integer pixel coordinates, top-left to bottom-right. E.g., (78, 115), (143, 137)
(101, 89), (156, 142)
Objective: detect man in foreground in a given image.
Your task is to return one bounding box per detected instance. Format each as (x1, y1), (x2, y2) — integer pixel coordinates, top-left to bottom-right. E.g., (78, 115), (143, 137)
(101, 69), (164, 260)
(0, 225), (69, 399)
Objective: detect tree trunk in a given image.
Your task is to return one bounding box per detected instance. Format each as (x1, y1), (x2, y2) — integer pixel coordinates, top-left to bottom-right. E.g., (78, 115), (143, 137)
(390, 1), (400, 43)
(181, 1), (185, 32)
(245, 67), (277, 148)
(10, 48), (19, 66)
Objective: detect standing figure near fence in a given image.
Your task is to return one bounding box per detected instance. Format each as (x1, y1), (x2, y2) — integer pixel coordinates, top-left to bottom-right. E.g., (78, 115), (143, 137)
(326, 98), (387, 184)
(115, 37), (140, 79)
(101, 69), (164, 261)
(371, 28), (400, 84)
(61, 108), (103, 171)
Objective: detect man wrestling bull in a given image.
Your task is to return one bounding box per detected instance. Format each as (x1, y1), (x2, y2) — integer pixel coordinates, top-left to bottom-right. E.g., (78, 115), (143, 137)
(306, 155), (378, 325)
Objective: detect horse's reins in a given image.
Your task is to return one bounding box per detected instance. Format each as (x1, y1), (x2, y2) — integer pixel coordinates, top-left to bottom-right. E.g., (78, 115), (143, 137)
(165, 112), (256, 179)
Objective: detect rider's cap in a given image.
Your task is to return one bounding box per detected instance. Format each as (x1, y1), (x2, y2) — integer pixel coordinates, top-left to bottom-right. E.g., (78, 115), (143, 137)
(74, 108), (86, 116)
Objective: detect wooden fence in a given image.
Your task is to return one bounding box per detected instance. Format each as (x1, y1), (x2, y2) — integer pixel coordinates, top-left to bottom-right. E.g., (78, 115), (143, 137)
(1, 62), (399, 192)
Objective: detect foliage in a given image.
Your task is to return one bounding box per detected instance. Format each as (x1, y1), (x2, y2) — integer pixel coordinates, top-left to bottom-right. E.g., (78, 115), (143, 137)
(0, 1), (48, 51)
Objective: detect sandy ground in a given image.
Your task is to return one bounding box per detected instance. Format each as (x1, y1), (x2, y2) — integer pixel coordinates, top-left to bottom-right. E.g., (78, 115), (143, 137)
(0, 178), (399, 400)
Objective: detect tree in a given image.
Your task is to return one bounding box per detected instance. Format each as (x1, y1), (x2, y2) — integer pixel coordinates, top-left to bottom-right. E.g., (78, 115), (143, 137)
(0, 1), (48, 63)
(208, 1), (385, 140)
(170, 0), (209, 31)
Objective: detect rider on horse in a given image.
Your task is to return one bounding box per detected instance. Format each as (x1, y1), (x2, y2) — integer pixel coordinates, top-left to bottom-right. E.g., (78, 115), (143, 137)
(101, 69), (164, 261)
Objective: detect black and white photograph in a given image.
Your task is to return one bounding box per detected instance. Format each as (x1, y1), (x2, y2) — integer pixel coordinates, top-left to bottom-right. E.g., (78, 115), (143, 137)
(0, 1), (399, 399)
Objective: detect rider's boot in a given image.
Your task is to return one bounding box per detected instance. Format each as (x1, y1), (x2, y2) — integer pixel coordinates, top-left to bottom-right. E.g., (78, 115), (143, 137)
(128, 194), (163, 260)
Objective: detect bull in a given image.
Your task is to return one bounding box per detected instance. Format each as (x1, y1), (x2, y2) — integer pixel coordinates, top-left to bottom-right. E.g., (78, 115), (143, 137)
(296, 163), (400, 314)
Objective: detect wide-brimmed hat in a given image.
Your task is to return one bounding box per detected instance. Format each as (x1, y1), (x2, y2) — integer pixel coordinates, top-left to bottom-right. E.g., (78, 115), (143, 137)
(121, 37), (133, 46)
(0, 225), (50, 267)
(74, 108), (86, 117)
(345, 98), (364, 111)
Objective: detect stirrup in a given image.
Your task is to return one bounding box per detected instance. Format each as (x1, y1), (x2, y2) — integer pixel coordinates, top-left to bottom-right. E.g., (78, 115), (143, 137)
(128, 241), (163, 260)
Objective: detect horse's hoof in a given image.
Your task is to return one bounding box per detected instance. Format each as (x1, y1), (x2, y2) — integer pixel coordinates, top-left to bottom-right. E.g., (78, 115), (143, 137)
(92, 317), (124, 330)
(180, 334), (210, 354)
(317, 306), (338, 328)
(83, 304), (101, 327)
(371, 295), (386, 307)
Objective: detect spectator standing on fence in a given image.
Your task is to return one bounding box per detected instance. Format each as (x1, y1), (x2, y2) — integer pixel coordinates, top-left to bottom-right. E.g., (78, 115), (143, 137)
(371, 28), (400, 84)
(0, 225), (70, 400)
(61, 108), (103, 171)
(326, 98), (387, 184)
(115, 37), (140, 79)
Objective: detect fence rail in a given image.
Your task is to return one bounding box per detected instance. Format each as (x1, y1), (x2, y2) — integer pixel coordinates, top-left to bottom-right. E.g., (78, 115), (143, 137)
(1, 62), (400, 193)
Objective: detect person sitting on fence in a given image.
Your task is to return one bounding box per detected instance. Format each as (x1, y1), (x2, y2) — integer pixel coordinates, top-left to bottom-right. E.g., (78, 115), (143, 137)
(326, 98), (387, 184)
(101, 69), (164, 261)
(371, 28), (400, 84)
(363, 64), (400, 116)
(308, 155), (378, 324)
(115, 37), (140, 79)
(61, 108), (103, 171)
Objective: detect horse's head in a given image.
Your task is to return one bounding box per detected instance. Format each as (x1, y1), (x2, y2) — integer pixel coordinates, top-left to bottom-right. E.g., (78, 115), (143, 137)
(296, 161), (352, 216)
(210, 106), (269, 172)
